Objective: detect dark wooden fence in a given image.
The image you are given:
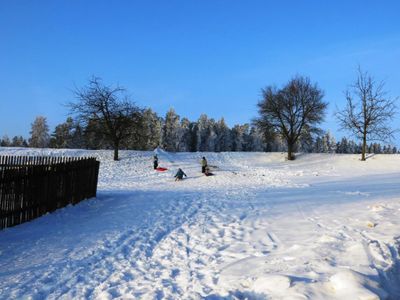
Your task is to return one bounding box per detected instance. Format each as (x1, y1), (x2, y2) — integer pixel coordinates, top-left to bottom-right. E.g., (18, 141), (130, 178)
(0, 156), (100, 229)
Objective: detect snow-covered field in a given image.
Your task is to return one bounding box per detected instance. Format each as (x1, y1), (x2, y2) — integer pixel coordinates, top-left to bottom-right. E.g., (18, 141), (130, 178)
(0, 148), (400, 299)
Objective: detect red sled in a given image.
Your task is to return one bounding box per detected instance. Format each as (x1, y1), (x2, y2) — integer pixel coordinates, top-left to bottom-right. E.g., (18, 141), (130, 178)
(156, 167), (168, 172)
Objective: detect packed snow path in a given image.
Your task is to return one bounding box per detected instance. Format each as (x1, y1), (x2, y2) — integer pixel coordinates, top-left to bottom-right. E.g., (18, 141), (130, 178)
(0, 149), (400, 299)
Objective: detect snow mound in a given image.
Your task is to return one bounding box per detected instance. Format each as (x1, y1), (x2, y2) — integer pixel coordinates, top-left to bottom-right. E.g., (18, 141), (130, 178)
(330, 270), (388, 300)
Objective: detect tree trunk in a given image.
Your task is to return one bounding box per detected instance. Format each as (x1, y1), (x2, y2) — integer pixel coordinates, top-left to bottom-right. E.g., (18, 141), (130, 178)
(361, 132), (367, 161)
(287, 142), (295, 160)
(113, 141), (119, 161)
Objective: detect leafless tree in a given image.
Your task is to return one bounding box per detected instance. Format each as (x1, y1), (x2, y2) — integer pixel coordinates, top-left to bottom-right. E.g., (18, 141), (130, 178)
(69, 77), (141, 161)
(336, 67), (397, 161)
(255, 76), (327, 160)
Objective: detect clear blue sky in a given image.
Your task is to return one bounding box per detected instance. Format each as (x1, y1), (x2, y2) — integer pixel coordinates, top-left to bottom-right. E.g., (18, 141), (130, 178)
(1, 0), (400, 143)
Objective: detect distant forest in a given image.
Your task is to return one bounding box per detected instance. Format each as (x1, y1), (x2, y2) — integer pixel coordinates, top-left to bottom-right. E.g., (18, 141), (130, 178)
(0, 110), (398, 155)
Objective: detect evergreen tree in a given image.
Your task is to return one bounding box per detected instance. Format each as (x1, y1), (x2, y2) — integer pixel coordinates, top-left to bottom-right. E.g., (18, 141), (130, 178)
(29, 116), (50, 148)
(162, 108), (181, 152)
(206, 118), (218, 152)
(141, 109), (162, 150)
(196, 114), (211, 152)
(231, 124), (249, 151)
(313, 136), (323, 153)
(70, 123), (85, 149)
(0, 135), (11, 147)
(214, 118), (232, 152)
(178, 118), (192, 152)
(50, 117), (74, 148)
(83, 119), (109, 150)
(11, 136), (27, 147)
(248, 126), (264, 152)
(326, 131), (336, 153)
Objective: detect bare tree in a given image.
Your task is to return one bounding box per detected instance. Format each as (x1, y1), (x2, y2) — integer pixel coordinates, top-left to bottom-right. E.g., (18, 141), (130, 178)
(69, 77), (141, 161)
(336, 67), (397, 161)
(255, 76), (327, 160)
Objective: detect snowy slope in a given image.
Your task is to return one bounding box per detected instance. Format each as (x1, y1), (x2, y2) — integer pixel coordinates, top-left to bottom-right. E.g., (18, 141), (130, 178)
(0, 148), (399, 299)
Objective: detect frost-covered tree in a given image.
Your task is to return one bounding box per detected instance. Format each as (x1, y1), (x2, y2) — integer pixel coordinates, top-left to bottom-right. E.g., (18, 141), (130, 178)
(248, 126), (264, 152)
(11, 136), (27, 147)
(141, 108), (162, 150)
(0, 135), (11, 147)
(321, 134), (329, 153)
(296, 124), (314, 153)
(313, 136), (323, 153)
(178, 118), (192, 152)
(29, 116), (50, 148)
(196, 114), (211, 152)
(83, 118), (109, 150)
(162, 108), (181, 152)
(214, 118), (233, 152)
(241, 124), (252, 151)
(231, 124), (250, 151)
(336, 137), (349, 153)
(123, 110), (145, 150)
(206, 118), (218, 152)
(69, 123), (85, 149)
(50, 117), (74, 148)
(327, 131), (336, 153)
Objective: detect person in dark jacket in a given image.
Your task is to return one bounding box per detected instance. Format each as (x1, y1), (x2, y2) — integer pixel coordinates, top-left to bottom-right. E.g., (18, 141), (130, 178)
(174, 168), (187, 181)
(201, 156), (207, 173)
(153, 155), (158, 169)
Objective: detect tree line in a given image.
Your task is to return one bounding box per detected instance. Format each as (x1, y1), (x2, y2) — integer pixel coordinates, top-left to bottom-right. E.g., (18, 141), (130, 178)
(1, 68), (398, 161)
(1, 118), (397, 155)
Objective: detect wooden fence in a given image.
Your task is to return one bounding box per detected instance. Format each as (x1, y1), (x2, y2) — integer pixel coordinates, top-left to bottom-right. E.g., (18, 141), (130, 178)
(0, 156), (100, 229)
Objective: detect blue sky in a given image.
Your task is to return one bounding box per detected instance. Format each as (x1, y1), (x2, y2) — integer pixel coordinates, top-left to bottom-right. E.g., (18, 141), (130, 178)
(1, 0), (400, 143)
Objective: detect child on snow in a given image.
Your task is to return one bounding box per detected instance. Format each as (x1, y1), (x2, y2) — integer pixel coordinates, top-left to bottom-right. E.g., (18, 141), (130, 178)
(153, 155), (158, 170)
(174, 168), (187, 181)
(201, 156), (207, 173)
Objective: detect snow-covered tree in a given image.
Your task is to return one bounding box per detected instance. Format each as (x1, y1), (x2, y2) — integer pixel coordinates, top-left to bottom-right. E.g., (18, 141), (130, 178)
(214, 118), (233, 152)
(11, 136), (27, 147)
(162, 108), (181, 152)
(206, 118), (218, 152)
(50, 117), (74, 148)
(142, 109), (162, 150)
(336, 137), (348, 153)
(327, 132), (336, 153)
(69, 123), (85, 149)
(29, 116), (50, 148)
(196, 114), (211, 152)
(248, 126), (264, 152)
(83, 119), (109, 150)
(231, 124), (250, 151)
(0, 135), (11, 147)
(178, 118), (192, 152)
(313, 136), (323, 153)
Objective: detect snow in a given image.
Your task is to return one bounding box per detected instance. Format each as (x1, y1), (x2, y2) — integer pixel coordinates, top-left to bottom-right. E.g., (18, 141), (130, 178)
(0, 148), (400, 299)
